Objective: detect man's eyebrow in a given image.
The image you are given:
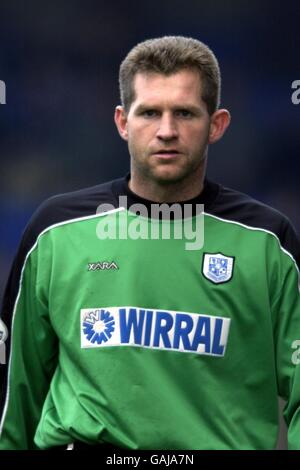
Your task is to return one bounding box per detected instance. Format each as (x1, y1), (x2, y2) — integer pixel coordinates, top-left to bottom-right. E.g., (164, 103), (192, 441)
(133, 104), (152, 113)
(133, 103), (203, 113)
(174, 104), (203, 114)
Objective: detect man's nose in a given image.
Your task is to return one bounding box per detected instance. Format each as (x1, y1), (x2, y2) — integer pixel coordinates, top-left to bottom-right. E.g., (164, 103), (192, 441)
(156, 113), (178, 140)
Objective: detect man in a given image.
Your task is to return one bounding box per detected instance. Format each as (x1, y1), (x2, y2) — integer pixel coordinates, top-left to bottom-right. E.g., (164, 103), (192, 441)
(0, 36), (299, 450)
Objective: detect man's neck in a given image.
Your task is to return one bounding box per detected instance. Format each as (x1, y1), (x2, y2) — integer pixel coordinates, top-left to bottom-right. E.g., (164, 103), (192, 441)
(129, 164), (206, 203)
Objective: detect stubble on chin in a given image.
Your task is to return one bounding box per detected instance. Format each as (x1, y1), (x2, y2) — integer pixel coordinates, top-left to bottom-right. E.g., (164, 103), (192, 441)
(136, 162), (200, 188)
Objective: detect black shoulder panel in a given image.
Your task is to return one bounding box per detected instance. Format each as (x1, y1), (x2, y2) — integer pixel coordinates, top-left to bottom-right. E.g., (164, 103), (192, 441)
(207, 184), (300, 268)
(2, 177), (121, 318)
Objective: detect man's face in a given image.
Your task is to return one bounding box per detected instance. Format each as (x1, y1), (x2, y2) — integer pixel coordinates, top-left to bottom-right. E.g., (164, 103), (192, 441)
(116, 69), (213, 184)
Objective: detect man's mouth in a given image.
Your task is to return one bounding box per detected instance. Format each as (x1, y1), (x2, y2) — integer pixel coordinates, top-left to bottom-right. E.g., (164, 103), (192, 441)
(152, 150), (181, 158)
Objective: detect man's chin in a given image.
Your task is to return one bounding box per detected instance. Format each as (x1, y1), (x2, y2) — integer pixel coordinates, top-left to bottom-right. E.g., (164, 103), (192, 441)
(148, 167), (189, 185)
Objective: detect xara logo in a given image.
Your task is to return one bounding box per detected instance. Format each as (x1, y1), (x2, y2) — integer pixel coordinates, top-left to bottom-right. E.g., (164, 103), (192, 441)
(88, 261), (118, 271)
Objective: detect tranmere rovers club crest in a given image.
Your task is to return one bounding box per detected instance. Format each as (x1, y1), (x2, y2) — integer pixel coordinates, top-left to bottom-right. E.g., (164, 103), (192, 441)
(202, 253), (234, 284)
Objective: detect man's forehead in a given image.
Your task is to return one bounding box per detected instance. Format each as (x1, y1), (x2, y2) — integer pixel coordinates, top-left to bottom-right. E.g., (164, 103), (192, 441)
(132, 69), (203, 102)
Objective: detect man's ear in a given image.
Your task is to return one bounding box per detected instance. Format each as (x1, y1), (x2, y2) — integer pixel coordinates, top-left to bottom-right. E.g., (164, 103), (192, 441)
(208, 109), (231, 144)
(114, 105), (128, 141)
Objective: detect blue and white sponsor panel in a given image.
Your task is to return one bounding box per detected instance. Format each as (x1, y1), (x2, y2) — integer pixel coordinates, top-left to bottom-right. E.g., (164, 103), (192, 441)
(80, 307), (231, 357)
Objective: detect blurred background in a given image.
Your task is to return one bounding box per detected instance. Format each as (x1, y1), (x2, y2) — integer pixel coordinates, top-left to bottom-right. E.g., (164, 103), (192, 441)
(0, 0), (299, 449)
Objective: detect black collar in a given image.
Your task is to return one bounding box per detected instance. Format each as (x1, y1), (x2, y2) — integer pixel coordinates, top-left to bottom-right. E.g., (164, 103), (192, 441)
(112, 174), (220, 218)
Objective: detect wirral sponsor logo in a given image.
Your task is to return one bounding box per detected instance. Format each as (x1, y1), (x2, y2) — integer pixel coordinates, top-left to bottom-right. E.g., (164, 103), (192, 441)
(88, 261), (118, 271)
(202, 253), (234, 284)
(81, 307), (231, 357)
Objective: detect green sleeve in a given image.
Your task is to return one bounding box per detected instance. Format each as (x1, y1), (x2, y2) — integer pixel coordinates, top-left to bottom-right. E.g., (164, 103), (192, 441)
(0, 245), (58, 450)
(272, 254), (300, 450)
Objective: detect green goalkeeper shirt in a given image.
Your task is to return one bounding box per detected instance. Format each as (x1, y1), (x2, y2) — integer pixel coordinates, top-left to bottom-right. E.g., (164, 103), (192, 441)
(0, 175), (299, 450)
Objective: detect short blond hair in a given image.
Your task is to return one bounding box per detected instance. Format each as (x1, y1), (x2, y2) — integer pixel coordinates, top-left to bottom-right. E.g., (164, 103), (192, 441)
(119, 36), (221, 115)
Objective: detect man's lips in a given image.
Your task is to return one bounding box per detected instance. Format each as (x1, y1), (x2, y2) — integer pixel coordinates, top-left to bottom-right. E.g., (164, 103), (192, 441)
(151, 150), (181, 158)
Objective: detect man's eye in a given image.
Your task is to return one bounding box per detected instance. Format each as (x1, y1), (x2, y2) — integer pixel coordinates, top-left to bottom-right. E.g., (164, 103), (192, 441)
(176, 110), (193, 118)
(142, 110), (158, 117)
